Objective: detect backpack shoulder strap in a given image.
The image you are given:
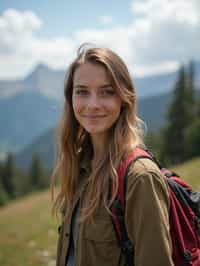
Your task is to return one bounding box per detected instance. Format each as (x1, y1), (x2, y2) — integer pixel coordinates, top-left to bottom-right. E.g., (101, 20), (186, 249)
(110, 147), (155, 266)
(116, 147), (155, 208)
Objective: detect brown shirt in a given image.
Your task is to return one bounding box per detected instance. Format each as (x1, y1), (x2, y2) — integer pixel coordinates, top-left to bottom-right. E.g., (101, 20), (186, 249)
(56, 158), (174, 266)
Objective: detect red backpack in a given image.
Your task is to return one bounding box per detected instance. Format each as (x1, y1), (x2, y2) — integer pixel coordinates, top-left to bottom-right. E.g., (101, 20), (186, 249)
(111, 147), (200, 266)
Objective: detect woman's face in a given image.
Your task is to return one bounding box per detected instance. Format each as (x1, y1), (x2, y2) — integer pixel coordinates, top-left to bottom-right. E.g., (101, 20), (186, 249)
(72, 62), (122, 138)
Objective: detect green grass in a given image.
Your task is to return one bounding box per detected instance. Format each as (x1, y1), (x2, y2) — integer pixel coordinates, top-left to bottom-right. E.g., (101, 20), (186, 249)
(0, 189), (60, 266)
(0, 157), (200, 266)
(171, 157), (200, 190)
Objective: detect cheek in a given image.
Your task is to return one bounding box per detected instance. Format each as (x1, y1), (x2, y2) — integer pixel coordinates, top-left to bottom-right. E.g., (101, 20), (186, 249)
(72, 96), (82, 116)
(72, 98), (80, 124)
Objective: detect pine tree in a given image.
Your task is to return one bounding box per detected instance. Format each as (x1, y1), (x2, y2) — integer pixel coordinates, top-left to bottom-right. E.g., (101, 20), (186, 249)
(1, 153), (17, 198)
(184, 96), (200, 158)
(183, 61), (199, 159)
(13, 168), (30, 197)
(0, 162), (9, 206)
(185, 61), (195, 123)
(29, 154), (48, 191)
(0, 183), (9, 206)
(161, 66), (188, 165)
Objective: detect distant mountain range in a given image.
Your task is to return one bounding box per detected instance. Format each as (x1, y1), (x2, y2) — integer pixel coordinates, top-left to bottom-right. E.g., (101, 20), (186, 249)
(15, 127), (56, 170)
(0, 90), (60, 152)
(15, 89), (200, 171)
(0, 64), (65, 100)
(1, 62), (200, 100)
(14, 91), (171, 170)
(0, 61), (199, 168)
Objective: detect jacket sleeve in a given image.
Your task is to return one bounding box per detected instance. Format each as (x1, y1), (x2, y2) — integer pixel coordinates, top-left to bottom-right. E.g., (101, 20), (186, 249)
(125, 165), (174, 266)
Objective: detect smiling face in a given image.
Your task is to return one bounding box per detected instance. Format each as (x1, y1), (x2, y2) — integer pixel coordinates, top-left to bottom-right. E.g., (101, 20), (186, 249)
(72, 62), (122, 140)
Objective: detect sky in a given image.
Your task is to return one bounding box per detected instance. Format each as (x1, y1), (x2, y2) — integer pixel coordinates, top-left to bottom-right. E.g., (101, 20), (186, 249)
(0, 0), (199, 80)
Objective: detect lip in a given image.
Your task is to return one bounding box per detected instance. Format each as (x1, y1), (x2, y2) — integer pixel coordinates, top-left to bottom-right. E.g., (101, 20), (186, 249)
(83, 115), (106, 118)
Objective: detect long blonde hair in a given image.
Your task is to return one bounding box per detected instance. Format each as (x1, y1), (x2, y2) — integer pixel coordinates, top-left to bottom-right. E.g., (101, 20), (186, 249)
(51, 44), (145, 222)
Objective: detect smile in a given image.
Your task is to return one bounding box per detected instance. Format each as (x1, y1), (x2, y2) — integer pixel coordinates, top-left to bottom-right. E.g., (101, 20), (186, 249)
(83, 115), (106, 118)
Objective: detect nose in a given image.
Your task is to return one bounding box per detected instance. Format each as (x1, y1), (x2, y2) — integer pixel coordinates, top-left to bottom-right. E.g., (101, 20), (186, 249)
(87, 93), (101, 109)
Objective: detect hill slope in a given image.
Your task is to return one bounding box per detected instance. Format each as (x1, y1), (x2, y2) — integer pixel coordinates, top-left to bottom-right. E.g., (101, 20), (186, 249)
(172, 157), (200, 190)
(0, 189), (59, 266)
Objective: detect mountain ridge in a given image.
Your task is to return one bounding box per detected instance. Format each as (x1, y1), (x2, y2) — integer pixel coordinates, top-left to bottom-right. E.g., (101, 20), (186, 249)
(1, 61), (199, 154)
(1, 61), (200, 100)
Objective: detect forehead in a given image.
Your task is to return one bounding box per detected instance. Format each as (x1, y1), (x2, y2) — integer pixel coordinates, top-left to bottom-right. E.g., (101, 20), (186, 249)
(73, 62), (111, 85)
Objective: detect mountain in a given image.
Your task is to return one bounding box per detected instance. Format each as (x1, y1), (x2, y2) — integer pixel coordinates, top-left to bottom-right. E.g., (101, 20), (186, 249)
(15, 87), (200, 170)
(1, 61), (200, 154)
(14, 91), (172, 170)
(23, 64), (65, 99)
(0, 90), (60, 152)
(138, 92), (171, 131)
(0, 63), (65, 100)
(15, 127), (56, 170)
(16, 85), (200, 171)
(1, 61), (200, 100)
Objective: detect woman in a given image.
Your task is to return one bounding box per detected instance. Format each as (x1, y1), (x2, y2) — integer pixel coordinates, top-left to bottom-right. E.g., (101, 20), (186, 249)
(51, 44), (174, 266)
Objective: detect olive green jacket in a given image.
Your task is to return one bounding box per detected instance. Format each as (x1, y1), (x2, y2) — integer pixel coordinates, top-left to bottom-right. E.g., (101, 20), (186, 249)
(56, 158), (174, 266)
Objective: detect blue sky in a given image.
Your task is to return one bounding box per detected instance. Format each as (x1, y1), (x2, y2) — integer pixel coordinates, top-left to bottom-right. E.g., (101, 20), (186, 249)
(0, 0), (133, 37)
(0, 0), (199, 79)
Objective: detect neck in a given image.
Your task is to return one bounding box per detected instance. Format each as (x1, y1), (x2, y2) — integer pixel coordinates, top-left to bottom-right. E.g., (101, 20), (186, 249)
(91, 132), (108, 162)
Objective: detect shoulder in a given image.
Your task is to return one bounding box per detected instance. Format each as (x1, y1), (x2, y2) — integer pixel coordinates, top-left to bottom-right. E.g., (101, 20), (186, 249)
(126, 157), (170, 203)
(128, 157), (161, 177)
(124, 158), (173, 266)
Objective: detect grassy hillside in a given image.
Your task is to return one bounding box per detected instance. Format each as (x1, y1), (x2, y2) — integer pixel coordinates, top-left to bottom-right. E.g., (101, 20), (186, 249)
(0, 189), (60, 266)
(0, 157), (200, 266)
(171, 157), (200, 190)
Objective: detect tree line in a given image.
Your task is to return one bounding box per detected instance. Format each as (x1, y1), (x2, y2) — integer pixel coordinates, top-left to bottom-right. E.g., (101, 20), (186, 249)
(146, 61), (200, 165)
(0, 154), (49, 206)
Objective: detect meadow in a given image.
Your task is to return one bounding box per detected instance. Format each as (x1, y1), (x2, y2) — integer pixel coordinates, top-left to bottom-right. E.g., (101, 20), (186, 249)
(0, 189), (59, 266)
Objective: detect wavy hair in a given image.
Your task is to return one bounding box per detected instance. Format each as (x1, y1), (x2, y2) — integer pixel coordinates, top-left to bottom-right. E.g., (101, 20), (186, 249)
(51, 44), (145, 222)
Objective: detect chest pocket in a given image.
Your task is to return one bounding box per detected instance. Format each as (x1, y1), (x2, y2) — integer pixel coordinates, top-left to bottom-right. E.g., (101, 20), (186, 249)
(84, 216), (117, 242)
(83, 214), (122, 266)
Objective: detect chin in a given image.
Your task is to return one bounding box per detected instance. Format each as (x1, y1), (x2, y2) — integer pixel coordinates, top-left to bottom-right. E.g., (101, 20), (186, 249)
(87, 129), (105, 134)
(85, 127), (108, 135)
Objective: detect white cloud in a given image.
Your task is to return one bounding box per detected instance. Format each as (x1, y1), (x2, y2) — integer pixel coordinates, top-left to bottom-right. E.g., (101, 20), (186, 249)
(0, 9), (42, 55)
(131, 0), (199, 25)
(0, 1), (200, 79)
(0, 9), (76, 78)
(0, 8), (41, 33)
(128, 0), (200, 67)
(132, 61), (179, 77)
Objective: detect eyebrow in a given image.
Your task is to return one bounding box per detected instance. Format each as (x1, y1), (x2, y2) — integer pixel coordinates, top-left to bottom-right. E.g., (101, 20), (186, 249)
(73, 84), (112, 89)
